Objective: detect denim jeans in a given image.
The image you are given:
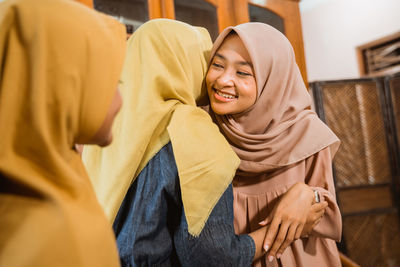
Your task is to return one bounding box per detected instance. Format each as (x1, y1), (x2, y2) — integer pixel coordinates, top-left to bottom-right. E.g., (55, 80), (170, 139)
(113, 142), (255, 267)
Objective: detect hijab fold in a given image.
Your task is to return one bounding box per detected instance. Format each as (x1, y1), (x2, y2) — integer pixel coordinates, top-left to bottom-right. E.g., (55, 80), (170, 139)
(208, 23), (340, 174)
(83, 19), (240, 236)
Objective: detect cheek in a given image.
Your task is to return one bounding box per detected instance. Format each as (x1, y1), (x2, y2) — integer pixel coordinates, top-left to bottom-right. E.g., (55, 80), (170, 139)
(205, 70), (218, 87)
(205, 79), (213, 97)
(242, 81), (257, 99)
(247, 78), (257, 101)
(205, 73), (212, 88)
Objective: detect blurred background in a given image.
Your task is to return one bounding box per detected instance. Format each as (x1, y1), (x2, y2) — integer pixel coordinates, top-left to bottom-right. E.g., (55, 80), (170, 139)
(11, 0), (399, 265)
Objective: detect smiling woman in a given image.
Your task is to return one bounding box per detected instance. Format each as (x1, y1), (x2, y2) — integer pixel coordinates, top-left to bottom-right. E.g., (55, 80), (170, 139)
(205, 22), (342, 267)
(206, 32), (257, 115)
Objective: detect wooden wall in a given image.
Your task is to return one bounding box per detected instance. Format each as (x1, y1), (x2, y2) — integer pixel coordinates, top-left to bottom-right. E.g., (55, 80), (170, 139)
(76, 0), (308, 83)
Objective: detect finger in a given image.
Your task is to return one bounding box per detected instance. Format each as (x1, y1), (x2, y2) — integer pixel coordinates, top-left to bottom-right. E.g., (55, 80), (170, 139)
(314, 209), (325, 219)
(263, 217), (281, 252)
(320, 201), (328, 209)
(276, 224), (298, 258)
(294, 223), (303, 240)
(308, 212), (323, 229)
(302, 216), (320, 238)
(311, 201), (327, 212)
(268, 221), (290, 261)
(308, 205), (325, 224)
(259, 211), (275, 226)
(311, 201), (328, 212)
(259, 215), (271, 226)
(311, 216), (322, 228)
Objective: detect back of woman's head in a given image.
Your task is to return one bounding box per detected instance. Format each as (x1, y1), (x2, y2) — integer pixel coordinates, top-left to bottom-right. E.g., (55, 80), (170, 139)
(0, 0), (126, 188)
(121, 18), (212, 106)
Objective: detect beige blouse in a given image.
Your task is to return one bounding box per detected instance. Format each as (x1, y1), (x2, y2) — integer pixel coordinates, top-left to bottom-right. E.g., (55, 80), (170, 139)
(233, 147), (342, 267)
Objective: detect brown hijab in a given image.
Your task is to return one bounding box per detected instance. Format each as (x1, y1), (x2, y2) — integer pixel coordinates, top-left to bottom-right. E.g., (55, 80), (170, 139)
(208, 23), (340, 174)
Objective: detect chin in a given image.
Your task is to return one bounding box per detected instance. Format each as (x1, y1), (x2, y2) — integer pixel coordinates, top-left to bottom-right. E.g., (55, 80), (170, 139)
(98, 136), (113, 147)
(211, 103), (230, 115)
(213, 109), (228, 115)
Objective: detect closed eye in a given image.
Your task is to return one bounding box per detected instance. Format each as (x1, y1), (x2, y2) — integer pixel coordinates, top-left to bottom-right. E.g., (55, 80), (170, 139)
(237, 71), (252, 76)
(212, 62), (224, 68)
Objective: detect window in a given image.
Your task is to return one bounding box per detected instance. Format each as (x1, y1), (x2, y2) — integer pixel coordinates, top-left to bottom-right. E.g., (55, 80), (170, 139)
(174, 0), (219, 41)
(93, 0), (149, 34)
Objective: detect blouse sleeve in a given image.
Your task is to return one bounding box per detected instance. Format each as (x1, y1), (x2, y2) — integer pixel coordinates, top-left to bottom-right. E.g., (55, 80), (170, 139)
(174, 184), (255, 266)
(304, 146), (342, 241)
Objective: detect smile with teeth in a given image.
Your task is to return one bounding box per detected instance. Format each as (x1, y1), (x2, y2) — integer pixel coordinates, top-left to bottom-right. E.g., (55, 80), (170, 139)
(213, 88), (237, 100)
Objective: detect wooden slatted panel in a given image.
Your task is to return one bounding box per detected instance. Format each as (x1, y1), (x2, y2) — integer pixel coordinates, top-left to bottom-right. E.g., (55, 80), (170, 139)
(320, 81), (392, 187)
(312, 78), (400, 267)
(389, 75), (400, 146)
(343, 213), (400, 267)
(338, 186), (393, 214)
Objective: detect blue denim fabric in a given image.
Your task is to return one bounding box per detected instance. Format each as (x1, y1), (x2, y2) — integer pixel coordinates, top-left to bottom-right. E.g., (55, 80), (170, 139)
(113, 142), (255, 267)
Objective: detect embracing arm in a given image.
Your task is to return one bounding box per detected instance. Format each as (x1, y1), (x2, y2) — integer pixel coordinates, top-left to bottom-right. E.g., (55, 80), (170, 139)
(248, 225), (269, 261)
(305, 146), (342, 241)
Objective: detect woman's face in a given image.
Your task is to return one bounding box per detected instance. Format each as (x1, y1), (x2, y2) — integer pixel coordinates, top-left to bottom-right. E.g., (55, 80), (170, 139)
(206, 33), (257, 115)
(88, 87), (122, 147)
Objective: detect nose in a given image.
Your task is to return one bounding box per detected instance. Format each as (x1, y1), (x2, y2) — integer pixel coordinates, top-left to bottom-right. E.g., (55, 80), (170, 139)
(216, 70), (234, 87)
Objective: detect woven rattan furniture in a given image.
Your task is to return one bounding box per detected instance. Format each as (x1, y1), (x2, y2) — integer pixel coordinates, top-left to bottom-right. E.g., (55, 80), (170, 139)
(311, 75), (400, 267)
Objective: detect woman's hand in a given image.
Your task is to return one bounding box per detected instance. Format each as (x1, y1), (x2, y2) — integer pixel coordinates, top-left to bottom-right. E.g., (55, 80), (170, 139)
(271, 200), (328, 259)
(259, 182), (314, 261)
(301, 201), (328, 238)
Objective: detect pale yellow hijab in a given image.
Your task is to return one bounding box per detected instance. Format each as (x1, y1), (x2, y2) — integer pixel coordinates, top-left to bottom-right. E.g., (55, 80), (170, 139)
(0, 0), (125, 266)
(83, 19), (240, 236)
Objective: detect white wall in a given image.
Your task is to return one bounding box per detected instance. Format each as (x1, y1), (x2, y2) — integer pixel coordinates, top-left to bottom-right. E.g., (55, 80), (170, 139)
(300, 0), (400, 82)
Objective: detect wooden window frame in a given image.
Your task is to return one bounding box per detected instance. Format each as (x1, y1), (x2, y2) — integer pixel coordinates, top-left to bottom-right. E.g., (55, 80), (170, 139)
(233, 0), (307, 84)
(356, 31), (400, 77)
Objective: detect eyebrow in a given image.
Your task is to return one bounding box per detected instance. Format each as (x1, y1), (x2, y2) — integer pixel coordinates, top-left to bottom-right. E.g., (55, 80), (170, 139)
(214, 53), (253, 68)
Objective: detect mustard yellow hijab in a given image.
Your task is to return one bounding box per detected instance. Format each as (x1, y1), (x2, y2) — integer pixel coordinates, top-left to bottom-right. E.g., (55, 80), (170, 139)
(83, 19), (240, 236)
(0, 0), (125, 266)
